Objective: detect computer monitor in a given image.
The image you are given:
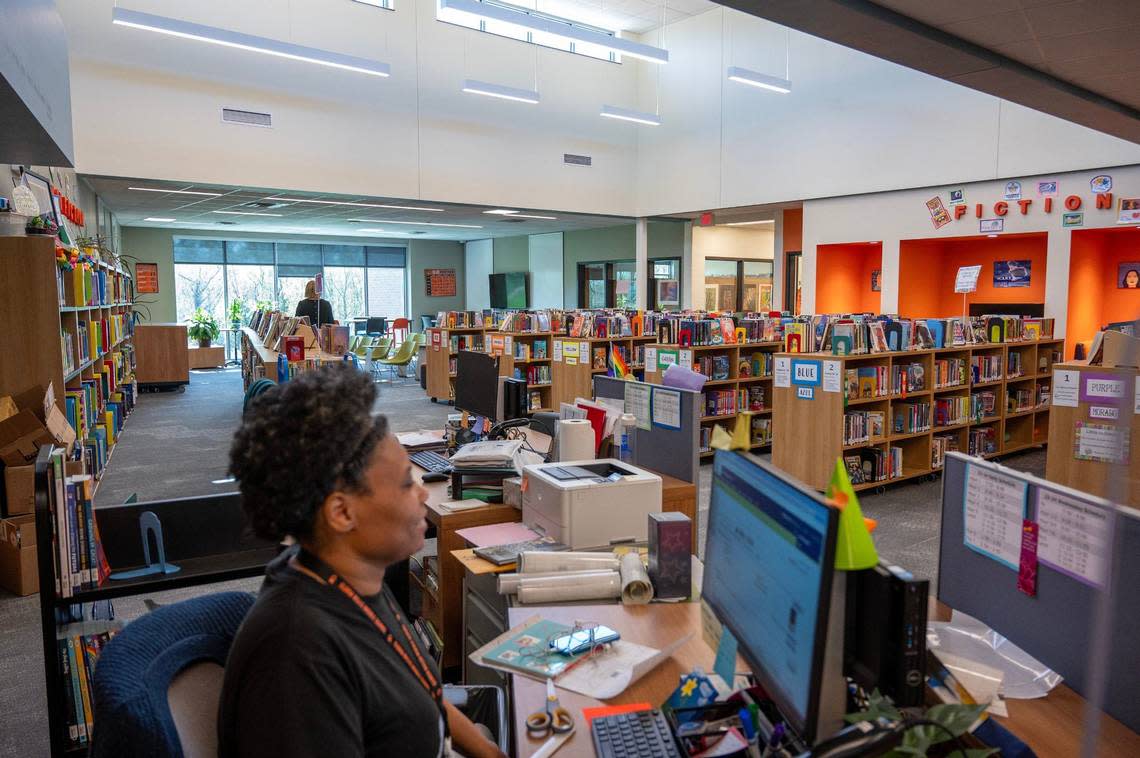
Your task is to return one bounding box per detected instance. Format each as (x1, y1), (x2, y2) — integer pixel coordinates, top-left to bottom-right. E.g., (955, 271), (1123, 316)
(703, 451), (840, 744)
(454, 349), (500, 420)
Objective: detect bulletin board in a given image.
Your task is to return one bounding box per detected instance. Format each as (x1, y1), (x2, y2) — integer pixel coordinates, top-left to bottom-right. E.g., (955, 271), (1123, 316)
(425, 268), (457, 297)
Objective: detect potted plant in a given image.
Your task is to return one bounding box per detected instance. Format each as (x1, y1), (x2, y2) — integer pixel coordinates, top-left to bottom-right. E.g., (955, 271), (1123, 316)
(187, 308), (221, 348)
(228, 300), (243, 329)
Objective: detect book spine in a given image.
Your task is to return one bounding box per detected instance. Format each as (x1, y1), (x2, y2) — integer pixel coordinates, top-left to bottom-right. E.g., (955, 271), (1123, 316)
(66, 481), (86, 590)
(54, 455), (73, 599)
(75, 635), (95, 741)
(58, 639), (78, 745)
(67, 637), (88, 744)
(82, 479), (99, 589)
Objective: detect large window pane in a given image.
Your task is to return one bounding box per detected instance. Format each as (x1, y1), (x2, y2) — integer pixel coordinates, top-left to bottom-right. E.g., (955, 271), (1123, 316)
(581, 263), (606, 308)
(704, 259), (738, 312)
(323, 267), (366, 321)
(277, 276), (310, 314)
(175, 263), (226, 327)
(226, 265), (275, 323)
(742, 260), (774, 312)
(173, 238), (224, 264)
(367, 267), (406, 318)
(225, 241), (274, 264)
(614, 260), (637, 310)
(276, 243), (322, 266)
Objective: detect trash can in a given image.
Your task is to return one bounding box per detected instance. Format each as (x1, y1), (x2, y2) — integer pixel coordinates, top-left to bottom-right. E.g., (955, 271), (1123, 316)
(442, 685), (509, 754)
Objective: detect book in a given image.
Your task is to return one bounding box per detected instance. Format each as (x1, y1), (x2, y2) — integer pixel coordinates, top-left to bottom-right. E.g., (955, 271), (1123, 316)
(473, 537), (568, 566)
(479, 618), (590, 679)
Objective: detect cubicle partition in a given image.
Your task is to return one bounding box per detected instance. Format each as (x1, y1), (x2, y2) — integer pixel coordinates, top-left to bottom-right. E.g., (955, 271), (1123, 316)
(938, 452), (1139, 732)
(593, 376), (701, 484)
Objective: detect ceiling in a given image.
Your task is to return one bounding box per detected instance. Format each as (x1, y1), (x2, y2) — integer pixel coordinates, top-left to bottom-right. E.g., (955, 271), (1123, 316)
(539, 0), (718, 35)
(85, 176), (632, 242)
(716, 0), (1140, 144)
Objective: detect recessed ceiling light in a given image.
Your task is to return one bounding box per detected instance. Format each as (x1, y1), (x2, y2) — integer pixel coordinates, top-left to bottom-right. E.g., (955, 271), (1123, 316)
(265, 196), (444, 212)
(348, 218), (483, 229)
(462, 80), (540, 104)
(724, 219), (775, 226)
(726, 66), (792, 94)
(144, 217), (176, 223)
(213, 210), (283, 217)
(600, 105), (661, 126)
(111, 7), (391, 77)
(987, 234), (999, 238)
(483, 209), (557, 220)
(129, 186), (223, 196)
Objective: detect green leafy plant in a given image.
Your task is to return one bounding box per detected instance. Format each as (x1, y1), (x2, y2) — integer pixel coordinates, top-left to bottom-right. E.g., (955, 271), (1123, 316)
(186, 308), (221, 348)
(845, 690), (997, 758)
(228, 299), (243, 325)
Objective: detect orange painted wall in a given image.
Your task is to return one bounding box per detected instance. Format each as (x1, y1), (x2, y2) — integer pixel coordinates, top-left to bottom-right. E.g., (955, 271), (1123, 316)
(816, 243), (881, 313)
(783, 209), (802, 253)
(1067, 228), (1140, 358)
(898, 234), (1048, 318)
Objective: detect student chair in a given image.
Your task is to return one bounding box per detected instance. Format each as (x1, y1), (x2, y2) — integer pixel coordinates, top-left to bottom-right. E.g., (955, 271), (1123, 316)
(365, 317), (388, 336)
(419, 315), (435, 332)
(374, 338), (417, 383)
(388, 317), (410, 344)
(365, 339), (395, 380)
(89, 591), (256, 758)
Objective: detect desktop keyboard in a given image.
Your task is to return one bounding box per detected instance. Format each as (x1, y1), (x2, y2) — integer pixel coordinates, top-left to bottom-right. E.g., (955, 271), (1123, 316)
(591, 710), (682, 758)
(409, 450), (453, 473)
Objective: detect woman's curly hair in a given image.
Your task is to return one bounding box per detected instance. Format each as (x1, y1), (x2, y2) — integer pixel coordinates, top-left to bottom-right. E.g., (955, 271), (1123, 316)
(229, 363), (389, 541)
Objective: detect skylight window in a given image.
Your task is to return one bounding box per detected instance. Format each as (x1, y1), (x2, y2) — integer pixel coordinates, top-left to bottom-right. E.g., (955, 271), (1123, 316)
(437, 0), (621, 63)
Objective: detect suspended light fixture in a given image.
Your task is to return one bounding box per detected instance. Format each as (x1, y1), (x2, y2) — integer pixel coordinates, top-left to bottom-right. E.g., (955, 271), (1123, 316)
(440, 0), (668, 64)
(599, 105), (661, 126)
(727, 66), (791, 93)
(462, 79), (540, 104)
(111, 7), (391, 77)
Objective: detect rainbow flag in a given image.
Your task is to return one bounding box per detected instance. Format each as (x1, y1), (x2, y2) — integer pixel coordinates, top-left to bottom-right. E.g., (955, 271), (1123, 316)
(609, 348), (631, 379)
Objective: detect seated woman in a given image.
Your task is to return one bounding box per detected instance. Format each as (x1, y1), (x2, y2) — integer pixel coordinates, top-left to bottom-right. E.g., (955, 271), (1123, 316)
(220, 364), (504, 758)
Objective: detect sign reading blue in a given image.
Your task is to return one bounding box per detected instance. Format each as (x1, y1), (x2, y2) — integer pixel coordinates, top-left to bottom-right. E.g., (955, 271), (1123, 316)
(791, 359), (821, 386)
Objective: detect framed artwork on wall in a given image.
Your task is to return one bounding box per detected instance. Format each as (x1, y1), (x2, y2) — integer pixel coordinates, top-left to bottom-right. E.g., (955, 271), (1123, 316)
(136, 262), (160, 294)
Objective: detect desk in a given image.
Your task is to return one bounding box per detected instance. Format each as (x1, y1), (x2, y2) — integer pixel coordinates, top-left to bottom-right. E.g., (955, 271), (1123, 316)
(508, 604), (721, 758)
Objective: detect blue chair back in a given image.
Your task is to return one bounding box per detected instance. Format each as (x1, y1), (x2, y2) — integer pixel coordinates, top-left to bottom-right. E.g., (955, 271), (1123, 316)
(91, 592), (256, 758)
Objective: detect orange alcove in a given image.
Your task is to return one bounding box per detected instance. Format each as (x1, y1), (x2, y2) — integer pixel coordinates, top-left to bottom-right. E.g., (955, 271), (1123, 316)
(1067, 227), (1140, 359)
(815, 242), (882, 313)
(898, 233), (1048, 319)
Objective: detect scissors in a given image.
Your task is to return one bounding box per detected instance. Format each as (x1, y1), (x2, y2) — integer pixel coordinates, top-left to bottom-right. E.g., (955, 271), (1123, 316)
(526, 679), (574, 737)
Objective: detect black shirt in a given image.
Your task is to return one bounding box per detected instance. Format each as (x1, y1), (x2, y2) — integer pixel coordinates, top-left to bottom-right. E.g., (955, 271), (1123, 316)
(218, 547), (445, 758)
(295, 298), (334, 328)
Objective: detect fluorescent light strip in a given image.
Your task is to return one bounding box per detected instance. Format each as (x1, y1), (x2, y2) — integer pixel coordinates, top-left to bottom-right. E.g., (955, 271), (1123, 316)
(357, 228), (409, 234)
(212, 210), (283, 217)
(129, 186), (223, 197)
(600, 105), (661, 126)
(726, 66), (792, 94)
(462, 79), (539, 104)
(483, 209), (557, 220)
(144, 217), (176, 222)
(349, 218), (484, 229)
(441, 0), (667, 64)
(111, 7), (391, 77)
(266, 196), (444, 212)
(725, 219), (775, 226)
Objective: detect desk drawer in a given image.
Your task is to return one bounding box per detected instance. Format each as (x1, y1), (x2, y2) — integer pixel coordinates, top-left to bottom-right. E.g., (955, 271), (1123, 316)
(464, 631), (508, 688)
(466, 570), (507, 616)
(465, 587), (507, 646)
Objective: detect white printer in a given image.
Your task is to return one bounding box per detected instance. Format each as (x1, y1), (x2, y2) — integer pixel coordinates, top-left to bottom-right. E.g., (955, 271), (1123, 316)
(522, 459), (662, 549)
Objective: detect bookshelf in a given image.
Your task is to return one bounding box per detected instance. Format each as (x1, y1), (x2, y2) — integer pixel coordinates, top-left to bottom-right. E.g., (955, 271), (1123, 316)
(240, 326), (343, 388)
(550, 335), (657, 407)
(0, 237), (136, 493)
(773, 339), (1064, 492)
(32, 446), (278, 756)
(642, 340), (784, 457)
(492, 331), (554, 413)
(424, 326), (486, 403)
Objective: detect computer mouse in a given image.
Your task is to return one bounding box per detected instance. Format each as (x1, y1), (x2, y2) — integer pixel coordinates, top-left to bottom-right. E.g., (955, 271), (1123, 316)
(421, 471), (451, 483)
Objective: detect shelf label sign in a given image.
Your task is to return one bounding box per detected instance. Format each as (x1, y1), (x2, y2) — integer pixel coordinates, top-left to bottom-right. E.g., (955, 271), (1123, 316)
(1052, 369), (1079, 407)
(774, 357), (791, 388)
(822, 360), (842, 393)
(1081, 373), (1126, 405)
(1089, 406), (1119, 421)
(954, 265), (982, 293)
(797, 386), (815, 400)
(791, 359), (821, 386)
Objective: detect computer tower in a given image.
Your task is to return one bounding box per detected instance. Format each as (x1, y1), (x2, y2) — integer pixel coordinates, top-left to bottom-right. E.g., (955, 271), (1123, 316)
(844, 562), (929, 707)
(497, 377), (528, 421)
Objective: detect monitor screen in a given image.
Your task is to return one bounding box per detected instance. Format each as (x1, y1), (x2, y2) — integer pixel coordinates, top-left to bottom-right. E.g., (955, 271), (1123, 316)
(703, 451), (837, 742)
(489, 272), (530, 309)
(454, 349), (500, 420)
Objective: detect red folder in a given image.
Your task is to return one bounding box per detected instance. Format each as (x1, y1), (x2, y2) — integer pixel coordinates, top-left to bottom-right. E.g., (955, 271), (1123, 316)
(577, 403), (607, 453)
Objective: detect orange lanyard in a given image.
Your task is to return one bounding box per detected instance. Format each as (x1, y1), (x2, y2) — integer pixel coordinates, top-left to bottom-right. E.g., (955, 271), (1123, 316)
(295, 548), (442, 704)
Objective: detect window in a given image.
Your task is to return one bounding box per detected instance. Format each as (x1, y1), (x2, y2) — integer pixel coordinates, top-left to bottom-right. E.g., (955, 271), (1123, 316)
(649, 258), (681, 311)
(437, 0), (619, 63)
(613, 261), (637, 309)
(704, 258), (775, 313)
(704, 259), (739, 312)
(743, 260), (774, 312)
(172, 238), (408, 326)
(577, 260), (637, 308)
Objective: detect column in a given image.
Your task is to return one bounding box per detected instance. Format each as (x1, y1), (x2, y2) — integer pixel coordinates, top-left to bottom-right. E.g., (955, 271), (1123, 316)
(635, 217), (648, 310)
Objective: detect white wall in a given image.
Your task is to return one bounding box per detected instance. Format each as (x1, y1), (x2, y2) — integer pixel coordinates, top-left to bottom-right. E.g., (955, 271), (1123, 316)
(464, 238), (492, 310)
(528, 232), (564, 308)
(634, 9), (1140, 217)
(688, 225), (774, 310)
(800, 163), (1140, 339)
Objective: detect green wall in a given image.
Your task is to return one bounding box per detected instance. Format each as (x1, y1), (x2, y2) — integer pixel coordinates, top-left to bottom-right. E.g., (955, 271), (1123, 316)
(492, 235), (528, 272)
(562, 225), (635, 306)
(121, 226), (179, 323)
(407, 239), (465, 324)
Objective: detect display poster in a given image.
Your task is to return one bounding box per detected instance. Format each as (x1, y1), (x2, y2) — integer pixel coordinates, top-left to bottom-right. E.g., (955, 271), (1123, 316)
(948, 188), (964, 205)
(963, 465), (1028, 570)
(774, 357), (791, 388)
(650, 387), (681, 430)
(926, 195), (951, 229)
(136, 262), (159, 294)
(1062, 212), (1084, 228)
(431, 330), (441, 352)
(552, 340), (563, 362)
(1002, 180), (1022, 200)
(1074, 422), (1129, 464)
(1117, 262), (1140, 289)
(979, 218), (1004, 234)
(1036, 180), (1058, 197)
(822, 360), (842, 393)
(1051, 369), (1079, 407)
(1036, 488), (1110, 588)
(424, 268), (457, 297)
(1117, 197), (1140, 225)
(993, 260), (1031, 288)
(624, 383), (652, 431)
(954, 265), (982, 294)
(657, 349), (678, 370)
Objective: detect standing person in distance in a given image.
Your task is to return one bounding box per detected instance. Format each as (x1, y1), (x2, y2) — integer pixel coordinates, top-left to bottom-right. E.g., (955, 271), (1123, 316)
(294, 279), (335, 328)
(221, 365), (505, 758)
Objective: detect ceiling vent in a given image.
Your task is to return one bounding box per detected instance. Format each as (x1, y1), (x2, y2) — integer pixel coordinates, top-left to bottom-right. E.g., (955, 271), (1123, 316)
(563, 153), (591, 167)
(222, 108), (272, 128)
(500, 217), (527, 223)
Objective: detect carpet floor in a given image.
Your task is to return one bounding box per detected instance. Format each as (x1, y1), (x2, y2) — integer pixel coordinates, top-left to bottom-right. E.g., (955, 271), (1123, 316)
(0, 365), (1047, 756)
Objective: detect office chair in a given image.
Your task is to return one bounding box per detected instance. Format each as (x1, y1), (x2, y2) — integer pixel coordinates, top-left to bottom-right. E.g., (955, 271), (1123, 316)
(89, 591), (256, 758)
(365, 316), (388, 336)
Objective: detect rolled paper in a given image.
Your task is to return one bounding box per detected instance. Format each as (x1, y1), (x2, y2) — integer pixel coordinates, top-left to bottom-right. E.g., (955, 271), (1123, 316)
(557, 418), (595, 461)
(516, 571), (622, 604)
(497, 569), (618, 595)
(619, 552), (654, 605)
(519, 551), (621, 573)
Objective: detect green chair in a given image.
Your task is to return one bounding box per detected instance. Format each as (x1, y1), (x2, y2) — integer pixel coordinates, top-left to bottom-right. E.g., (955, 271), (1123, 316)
(365, 338), (394, 379)
(375, 338), (417, 383)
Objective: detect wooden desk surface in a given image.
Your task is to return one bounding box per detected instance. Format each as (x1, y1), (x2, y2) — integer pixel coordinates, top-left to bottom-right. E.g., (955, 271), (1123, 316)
(508, 604), (717, 758)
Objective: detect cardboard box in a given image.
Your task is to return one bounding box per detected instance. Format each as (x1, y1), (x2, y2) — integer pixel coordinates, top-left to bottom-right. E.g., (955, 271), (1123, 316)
(0, 514), (38, 595)
(3, 464), (34, 516)
(0, 383), (75, 467)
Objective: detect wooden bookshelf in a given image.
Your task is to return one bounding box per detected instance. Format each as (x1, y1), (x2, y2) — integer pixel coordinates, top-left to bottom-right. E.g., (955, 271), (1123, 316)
(550, 335), (656, 407)
(424, 326), (486, 403)
(492, 331), (554, 413)
(773, 339), (1064, 491)
(1045, 361), (1140, 507)
(240, 326), (342, 387)
(0, 237), (135, 496)
(643, 340), (783, 457)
